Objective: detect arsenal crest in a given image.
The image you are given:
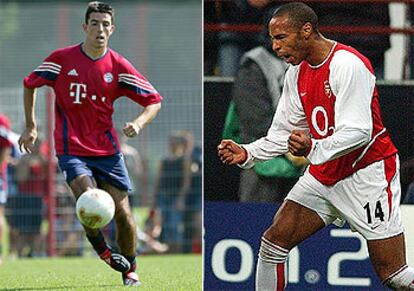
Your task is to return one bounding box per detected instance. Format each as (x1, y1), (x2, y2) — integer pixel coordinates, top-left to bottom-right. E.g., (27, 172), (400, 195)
(323, 80), (332, 98)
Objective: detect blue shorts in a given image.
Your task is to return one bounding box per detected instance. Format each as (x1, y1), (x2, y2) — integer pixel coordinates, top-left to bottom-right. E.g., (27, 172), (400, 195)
(57, 154), (132, 192)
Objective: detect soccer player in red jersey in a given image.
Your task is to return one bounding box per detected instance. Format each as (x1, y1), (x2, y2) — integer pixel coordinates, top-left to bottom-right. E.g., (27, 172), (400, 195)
(18, 2), (161, 286)
(218, 3), (414, 290)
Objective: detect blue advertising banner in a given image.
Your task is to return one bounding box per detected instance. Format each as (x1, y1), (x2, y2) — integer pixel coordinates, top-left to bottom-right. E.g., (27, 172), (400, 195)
(204, 201), (386, 290)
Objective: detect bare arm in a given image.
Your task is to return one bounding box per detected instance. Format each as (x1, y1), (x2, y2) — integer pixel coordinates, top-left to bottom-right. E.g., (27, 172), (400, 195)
(18, 87), (38, 153)
(123, 103), (161, 138)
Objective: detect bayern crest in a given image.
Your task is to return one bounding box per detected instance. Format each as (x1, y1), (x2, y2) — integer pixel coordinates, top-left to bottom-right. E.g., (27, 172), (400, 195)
(104, 72), (113, 83)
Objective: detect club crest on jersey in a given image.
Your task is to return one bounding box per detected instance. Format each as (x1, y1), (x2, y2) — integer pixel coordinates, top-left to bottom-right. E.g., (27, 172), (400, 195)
(104, 73), (113, 83)
(323, 80), (332, 98)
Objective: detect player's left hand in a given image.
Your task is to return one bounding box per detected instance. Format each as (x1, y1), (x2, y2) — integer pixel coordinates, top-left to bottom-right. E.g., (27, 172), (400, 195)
(123, 122), (141, 138)
(288, 129), (311, 157)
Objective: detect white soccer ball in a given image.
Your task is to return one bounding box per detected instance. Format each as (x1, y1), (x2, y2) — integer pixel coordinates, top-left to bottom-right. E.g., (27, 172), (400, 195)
(76, 189), (115, 229)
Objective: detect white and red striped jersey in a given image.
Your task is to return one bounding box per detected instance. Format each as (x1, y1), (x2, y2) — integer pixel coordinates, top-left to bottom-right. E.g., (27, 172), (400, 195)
(242, 42), (397, 185)
(24, 44), (162, 156)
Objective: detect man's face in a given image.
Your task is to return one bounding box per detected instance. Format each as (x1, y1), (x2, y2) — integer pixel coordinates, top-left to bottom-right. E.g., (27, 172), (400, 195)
(269, 15), (307, 65)
(83, 12), (114, 49)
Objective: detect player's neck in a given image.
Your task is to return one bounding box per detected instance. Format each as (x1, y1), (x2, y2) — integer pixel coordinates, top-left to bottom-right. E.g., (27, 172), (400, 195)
(306, 37), (335, 66)
(82, 42), (108, 60)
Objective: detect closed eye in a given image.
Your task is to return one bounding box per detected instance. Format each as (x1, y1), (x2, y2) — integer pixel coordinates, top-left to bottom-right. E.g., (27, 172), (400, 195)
(271, 34), (285, 41)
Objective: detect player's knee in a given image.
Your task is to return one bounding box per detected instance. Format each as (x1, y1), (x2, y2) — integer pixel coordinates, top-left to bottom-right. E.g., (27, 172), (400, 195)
(114, 206), (129, 222)
(114, 206), (134, 226)
(263, 223), (292, 248)
(258, 236), (289, 265)
(383, 265), (414, 290)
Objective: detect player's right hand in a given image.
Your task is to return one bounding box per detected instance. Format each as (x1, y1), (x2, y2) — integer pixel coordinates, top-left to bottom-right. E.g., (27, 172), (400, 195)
(18, 127), (37, 153)
(217, 139), (247, 165)
(123, 122), (141, 138)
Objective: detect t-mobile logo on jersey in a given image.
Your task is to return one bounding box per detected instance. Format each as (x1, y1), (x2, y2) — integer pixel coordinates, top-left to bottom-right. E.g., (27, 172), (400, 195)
(70, 83), (87, 104)
(69, 83), (107, 104)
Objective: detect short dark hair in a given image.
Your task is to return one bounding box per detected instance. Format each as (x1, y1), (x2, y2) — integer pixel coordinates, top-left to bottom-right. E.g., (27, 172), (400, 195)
(85, 1), (114, 24)
(273, 2), (318, 31)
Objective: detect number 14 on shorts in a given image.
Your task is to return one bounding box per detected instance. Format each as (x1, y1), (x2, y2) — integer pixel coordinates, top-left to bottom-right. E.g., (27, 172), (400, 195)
(363, 201), (385, 229)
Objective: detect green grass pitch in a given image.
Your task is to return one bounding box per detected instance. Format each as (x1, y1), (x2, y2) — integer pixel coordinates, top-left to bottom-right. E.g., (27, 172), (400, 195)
(0, 254), (201, 290)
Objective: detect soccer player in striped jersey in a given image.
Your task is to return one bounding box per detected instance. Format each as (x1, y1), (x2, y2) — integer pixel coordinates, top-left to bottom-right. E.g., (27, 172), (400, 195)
(219, 3), (414, 290)
(18, 2), (162, 286)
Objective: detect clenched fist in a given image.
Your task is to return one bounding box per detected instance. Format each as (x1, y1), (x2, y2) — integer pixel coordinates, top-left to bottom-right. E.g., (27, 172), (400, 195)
(288, 130), (312, 157)
(123, 122), (141, 138)
(217, 139), (248, 165)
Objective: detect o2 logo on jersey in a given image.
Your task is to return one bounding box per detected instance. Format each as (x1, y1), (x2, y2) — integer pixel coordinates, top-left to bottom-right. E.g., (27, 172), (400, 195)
(311, 106), (334, 137)
(104, 72), (113, 83)
(69, 82), (106, 104)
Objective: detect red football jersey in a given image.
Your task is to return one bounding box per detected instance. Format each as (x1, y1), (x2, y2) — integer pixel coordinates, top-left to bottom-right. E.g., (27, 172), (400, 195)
(298, 43), (397, 184)
(242, 42), (397, 185)
(24, 44), (162, 156)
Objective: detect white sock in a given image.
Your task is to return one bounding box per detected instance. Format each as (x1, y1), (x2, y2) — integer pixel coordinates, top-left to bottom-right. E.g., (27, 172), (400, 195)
(384, 265), (414, 290)
(256, 237), (289, 291)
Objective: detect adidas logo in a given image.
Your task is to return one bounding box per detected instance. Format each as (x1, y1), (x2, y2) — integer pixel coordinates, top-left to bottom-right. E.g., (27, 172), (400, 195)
(67, 69), (78, 76)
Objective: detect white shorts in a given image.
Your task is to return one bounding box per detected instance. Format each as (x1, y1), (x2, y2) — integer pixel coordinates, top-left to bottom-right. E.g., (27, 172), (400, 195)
(286, 155), (403, 240)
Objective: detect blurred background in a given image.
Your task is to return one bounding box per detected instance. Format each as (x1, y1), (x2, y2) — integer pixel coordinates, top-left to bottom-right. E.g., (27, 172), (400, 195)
(204, 1), (414, 290)
(0, 0), (201, 261)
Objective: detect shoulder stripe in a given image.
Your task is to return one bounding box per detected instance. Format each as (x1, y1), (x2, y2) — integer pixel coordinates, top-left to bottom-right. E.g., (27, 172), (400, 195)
(119, 73), (153, 87)
(36, 65), (61, 74)
(119, 77), (155, 92)
(38, 64), (61, 71)
(119, 79), (157, 93)
(35, 67), (60, 75)
(119, 73), (140, 79)
(43, 61), (62, 69)
(119, 76), (156, 92)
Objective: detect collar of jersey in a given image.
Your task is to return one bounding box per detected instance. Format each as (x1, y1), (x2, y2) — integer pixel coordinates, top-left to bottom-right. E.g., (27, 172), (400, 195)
(307, 41), (337, 69)
(79, 43), (109, 61)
